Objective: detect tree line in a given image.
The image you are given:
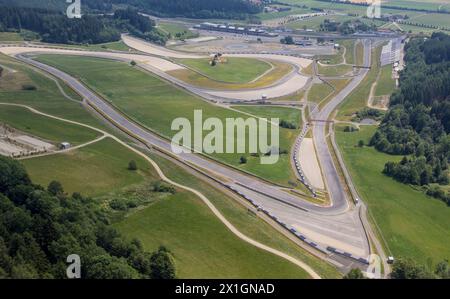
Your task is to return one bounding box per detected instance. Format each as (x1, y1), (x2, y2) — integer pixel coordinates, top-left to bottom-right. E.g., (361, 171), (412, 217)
(370, 33), (450, 204)
(0, 6), (166, 45)
(110, 0), (262, 19)
(344, 258), (450, 279)
(316, 0), (450, 15)
(320, 19), (377, 35)
(0, 156), (176, 279)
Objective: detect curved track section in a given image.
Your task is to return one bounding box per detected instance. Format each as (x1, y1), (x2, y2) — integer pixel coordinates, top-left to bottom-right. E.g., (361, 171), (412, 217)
(0, 42), (374, 269)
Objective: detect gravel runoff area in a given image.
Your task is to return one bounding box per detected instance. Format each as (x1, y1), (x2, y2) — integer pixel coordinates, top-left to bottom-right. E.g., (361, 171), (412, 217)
(298, 138), (325, 190)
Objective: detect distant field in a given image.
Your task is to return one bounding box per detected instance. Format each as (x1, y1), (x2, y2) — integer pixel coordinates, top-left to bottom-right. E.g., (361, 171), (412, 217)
(158, 22), (198, 40)
(287, 15), (355, 31)
(35, 55), (299, 187)
(383, 0), (450, 11)
(407, 13), (450, 28)
(176, 57), (272, 84)
(0, 105), (100, 145)
(84, 41), (131, 52)
(272, 0), (448, 31)
(0, 32), (23, 42)
(257, 7), (312, 21)
(335, 125), (450, 265)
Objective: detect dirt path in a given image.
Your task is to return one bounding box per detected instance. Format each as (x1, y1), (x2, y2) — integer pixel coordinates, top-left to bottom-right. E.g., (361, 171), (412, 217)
(367, 68), (388, 111)
(1, 102), (321, 279)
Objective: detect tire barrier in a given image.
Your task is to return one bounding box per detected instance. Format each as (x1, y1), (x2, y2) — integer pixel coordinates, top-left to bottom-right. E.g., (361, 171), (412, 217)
(292, 123), (317, 197)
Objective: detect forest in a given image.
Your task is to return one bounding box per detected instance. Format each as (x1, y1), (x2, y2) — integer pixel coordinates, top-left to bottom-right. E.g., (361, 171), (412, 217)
(0, 156), (176, 279)
(320, 19), (377, 34)
(370, 33), (450, 204)
(112, 0), (262, 19)
(0, 0), (262, 20)
(0, 6), (166, 45)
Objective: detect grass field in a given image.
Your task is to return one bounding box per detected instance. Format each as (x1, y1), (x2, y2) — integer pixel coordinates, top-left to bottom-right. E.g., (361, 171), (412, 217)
(175, 57), (272, 84)
(335, 125), (450, 265)
(142, 153), (341, 278)
(337, 46), (382, 120)
(0, 54), (114, 132)
(287, 15), (355, 30)
(408, 13), (450, 28)
(319, 79), (350, 109)
(257, 7), (312, 21)
(21, 137), (156, 196)
(308, 83), (334, 104)
(384, 0), (450, 11)
(0, 105), (100, 145)
(169, 60), (292, 90)
(317, 64), (353, 77)
(342, 40), (356, 65)
(231, 106), (302, 128)
(0, 32), (24, 41)
(158, 22), (198, 40)
(115, 191), (311, 278)
(83, 41), (131, 52)
(35, 54), (299, 186)
(22, 136), (323, 278)
(355, 41), (365, 66)
(318, 45), (346, 65)
(375, 65), (396, 96)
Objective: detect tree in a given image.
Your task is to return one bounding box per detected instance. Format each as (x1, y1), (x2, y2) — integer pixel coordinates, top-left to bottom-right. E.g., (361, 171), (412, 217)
(0, 156), (177, 279)
(284, 36), (294, 44)
(150, 246), (176, 279)
(239, 156), (247, 164)
(128, 160), (138, 171)
(435, 260), (450, 278)
(85, 255), (140, 279)
(47, 181), (64, 196)
(343, 268), (365, 279)
(390, 258), (435, 279)
(130, 60), (137, 66)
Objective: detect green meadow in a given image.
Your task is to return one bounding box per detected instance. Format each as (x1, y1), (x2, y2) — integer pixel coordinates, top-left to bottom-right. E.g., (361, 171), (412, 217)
(0, 105), (100, 145)
(335, 125), (450, 265)
(35, 54), (300, 186)
(175, 57), (272, 84)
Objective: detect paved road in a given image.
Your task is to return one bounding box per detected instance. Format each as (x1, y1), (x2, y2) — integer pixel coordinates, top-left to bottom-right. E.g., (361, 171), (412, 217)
(3, 43), (376, 268)
(311, 40), (372, 211)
